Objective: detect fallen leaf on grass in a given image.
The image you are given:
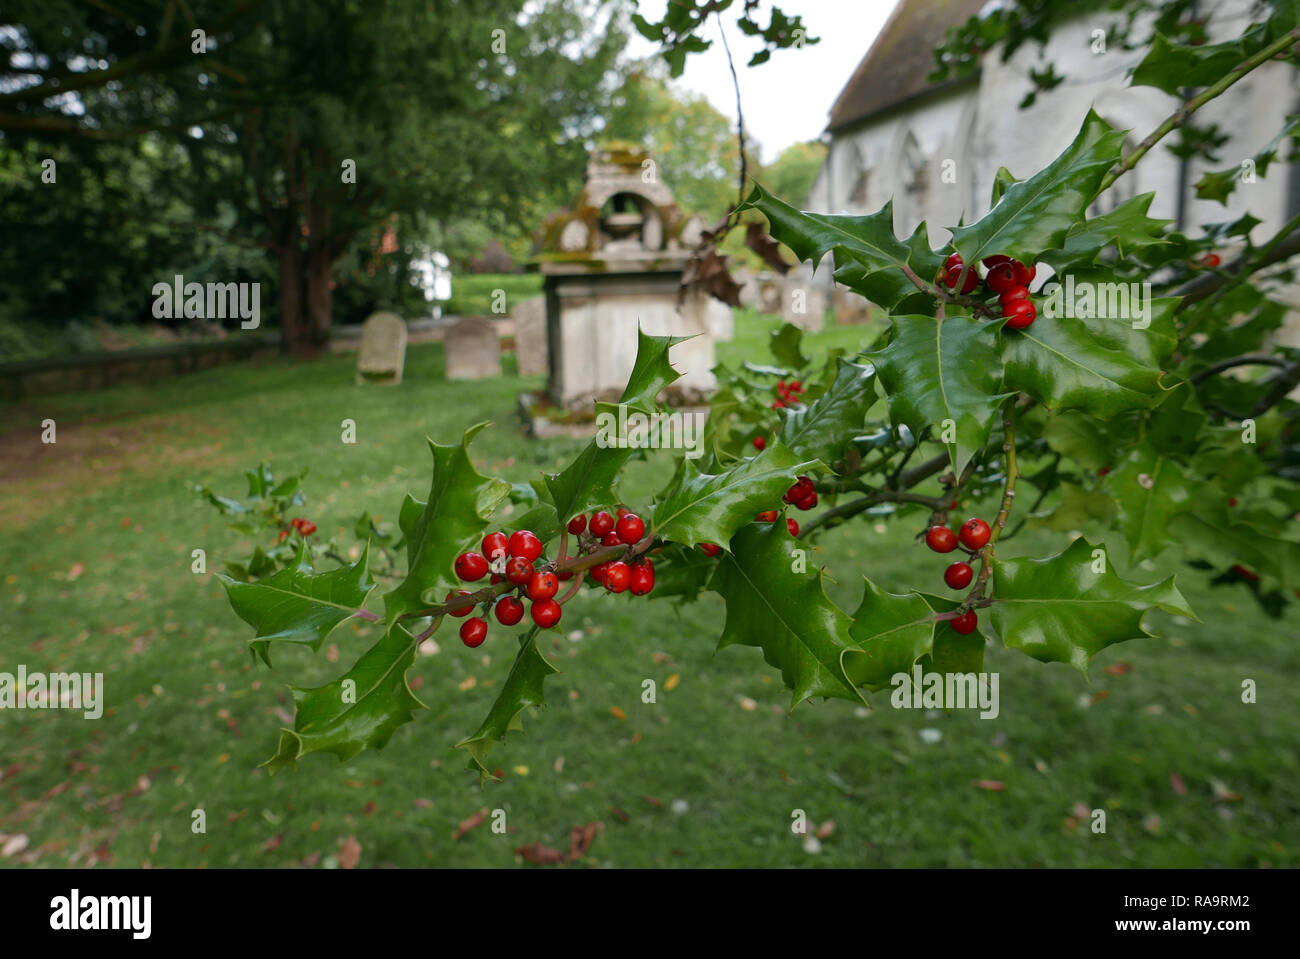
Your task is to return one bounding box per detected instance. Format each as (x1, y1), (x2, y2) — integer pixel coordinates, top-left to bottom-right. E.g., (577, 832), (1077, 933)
(816, 820), (835, 840)
(1170, 772), (1187, 796)
(515, 842), (566, 865)
(1103, 661), (1132, 677)
(453, 808), (490, 840)
(339, 836), (361, 869)
(609, 706), (627, 720)
(664, 673), (680, 691)
(262, 834), (282, 853)
(610, 806), (629, 824)
(973, 780), (1005, 792)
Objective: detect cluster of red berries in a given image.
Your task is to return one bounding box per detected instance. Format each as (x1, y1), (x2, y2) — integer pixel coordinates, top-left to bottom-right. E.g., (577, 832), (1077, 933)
(278, 517), (317, 541)
(700, 475), (818, 554)
(771, 379), (803, 410)
(448, 508), (653, 647)
(572, 508), (655, 596)
(923, 515), (992, 635)
(942, 253), (1038, 330)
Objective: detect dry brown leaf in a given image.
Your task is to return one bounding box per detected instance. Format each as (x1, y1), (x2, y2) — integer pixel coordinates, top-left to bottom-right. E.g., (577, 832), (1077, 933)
(339, 835), (362, 869)
(453, 807), (490, 840)
(973, 780), (1005, 792)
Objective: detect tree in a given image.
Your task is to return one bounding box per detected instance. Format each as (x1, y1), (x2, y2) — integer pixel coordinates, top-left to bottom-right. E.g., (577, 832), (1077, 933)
(760, 139), (826, 209)
(200, 0), (1300, 782)
(1, 0), (629, 355)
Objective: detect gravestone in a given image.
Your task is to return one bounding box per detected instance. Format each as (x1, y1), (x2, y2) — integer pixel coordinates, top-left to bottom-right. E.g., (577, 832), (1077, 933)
(834, 285), (872, 325)
(444, 317), (501, 380)
(511, 296), (548, 377)
(356, 311), (407, 385)
(782, 264), (826, 332)
(755, 273), (784, 315)
(732, 265), (758, 309)
(532, 143), (720, 409)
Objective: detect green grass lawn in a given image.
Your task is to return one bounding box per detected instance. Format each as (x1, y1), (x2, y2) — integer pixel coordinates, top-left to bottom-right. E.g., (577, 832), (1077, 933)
(1, 314), (1297, 869)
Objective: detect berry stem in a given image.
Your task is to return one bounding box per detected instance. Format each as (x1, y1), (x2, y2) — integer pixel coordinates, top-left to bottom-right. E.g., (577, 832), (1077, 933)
(415, 615), (443, 643)
(961, 398), (1019, 611)
(351, 608), (382, 622)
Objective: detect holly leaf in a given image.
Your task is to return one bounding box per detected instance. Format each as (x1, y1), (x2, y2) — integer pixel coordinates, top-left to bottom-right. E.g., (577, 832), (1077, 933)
(1001, 303), (1172, 418)
(1169, 505), (1300, 590)
(1027, 483), (1118, 532)
(263, 623), (426, 773)
(739, 183), (941, 312)
(1132, 28), (1268, 96)
(545, 330), (684, 520)
(384, 424), (511, 621)
(1108, 443), (1198, 562)
(619, 327), (687, 411)
(867, 314), (1011, 473)
(652, 440), (817, 547)
(1040, 193), (1173, 271)
(456, 628), (559, 779)
(711, 522), (861, 706)
(990, 537), (1196, 673)
(951, 110), (1127, 267)
(778, 358), (877, 466)
(769, 323), (808, 369)
(219, 544), (375, 666)
(843, 579), (942, 690)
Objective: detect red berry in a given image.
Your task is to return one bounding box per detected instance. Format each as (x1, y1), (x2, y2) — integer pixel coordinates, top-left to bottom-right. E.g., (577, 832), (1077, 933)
(557, 570), (575, 582)
(944, 252), (964, 272)
(531, 598), (562, 628)
(526, 570), (559, 601)
(789, 380), (802, 392)
(616, 507), (629, 518)
(505, 556), (533, 585)
(1228, 497), (1239, 507)
(985, 262), (1018, 294)
(298, 521), (317, 536)
(926, 526), (958, 553)
(945, 264), (979, 294)
(950, 609), (978, 635)
(495, 595), (525, 626)
(1002, 298), (1036, 329)
(589, 511), (615, 537)
(481, 531), (509, 561)
(616, 513), (645, 544)
(590, 561), (608, 583)
(566, 515), (587, 536)
(777, 379), (788, 392)
(998, 285), (1030, 311)
(629, 564), (655, 595)
(756, 510), (779, 523)
(787, 518), (799, 537)
(600, 531), (622, 547)
(277, 529), (289, 542)
(959, 517), (991, 550)
(753, 436), (766, 451)
(981, 254), (1011, 270)
(460, 617), (488, 647)
(1098, 466), (1111, 477)
(454, 551), (489, 582)
(445, 590), (476, 617)
(1011, 260), (1036, 287)
(700, 543), (721, 557)
(603, 561), (631, 593)
(291, 517), (304, 530)
(772, 399), (786, 409)
(508, 530), (543, 562)
(1202, 252), (1221, 268)
(489, 573), (502, 585)
(944, 562), (974, 590)
(795, 490), (818, 511)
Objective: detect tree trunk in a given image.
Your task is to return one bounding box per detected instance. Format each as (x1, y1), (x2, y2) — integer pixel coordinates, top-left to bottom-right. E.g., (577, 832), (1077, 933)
(305, 191), (333, 353)
(278, 243), (312, 357)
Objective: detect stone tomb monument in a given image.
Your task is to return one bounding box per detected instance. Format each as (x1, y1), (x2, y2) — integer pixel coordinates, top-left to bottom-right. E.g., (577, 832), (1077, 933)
(533, 143), (732, 410)
(356, 311), (407, 385)
(444, 316), (501, 380)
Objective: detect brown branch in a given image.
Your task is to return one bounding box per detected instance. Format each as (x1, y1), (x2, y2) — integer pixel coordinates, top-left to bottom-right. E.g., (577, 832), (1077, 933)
(961, 398), (1018, 611)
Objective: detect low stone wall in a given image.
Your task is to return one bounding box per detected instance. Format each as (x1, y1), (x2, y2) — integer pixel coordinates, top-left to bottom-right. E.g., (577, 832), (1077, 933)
(0, 335), (281, 401)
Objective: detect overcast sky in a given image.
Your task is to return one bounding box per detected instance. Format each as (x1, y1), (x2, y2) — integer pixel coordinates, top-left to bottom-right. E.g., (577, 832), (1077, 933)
(624, 0), (900, 163)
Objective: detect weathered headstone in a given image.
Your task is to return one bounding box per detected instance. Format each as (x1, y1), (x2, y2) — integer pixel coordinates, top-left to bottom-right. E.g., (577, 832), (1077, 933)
(511, 296), (548, 377)
(732, 264), (758, 309)
(356, 311), (407, 385)
(834, 285), (872, 325)
(444, 317), (501, 380)
(755, 273), (784, 315)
